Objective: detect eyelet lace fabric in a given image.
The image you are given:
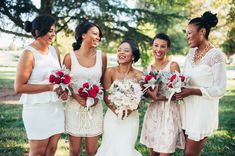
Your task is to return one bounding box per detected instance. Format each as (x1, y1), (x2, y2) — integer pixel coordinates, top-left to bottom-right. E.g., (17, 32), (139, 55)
(180, 47), (227, 141)
(188, 47), (225, 68)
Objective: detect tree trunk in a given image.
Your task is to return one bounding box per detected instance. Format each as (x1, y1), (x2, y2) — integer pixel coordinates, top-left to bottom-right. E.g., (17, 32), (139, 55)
(40, 0), (53, 14)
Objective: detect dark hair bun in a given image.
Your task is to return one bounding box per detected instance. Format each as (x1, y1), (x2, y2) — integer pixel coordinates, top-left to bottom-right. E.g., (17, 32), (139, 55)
(72, 42), (81, 51)
(201, 11), (218, 28)
(24, 21), (32, 33)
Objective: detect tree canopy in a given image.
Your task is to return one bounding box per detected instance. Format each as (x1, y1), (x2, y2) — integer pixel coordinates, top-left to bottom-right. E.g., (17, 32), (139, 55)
(0, 0), (234, 65)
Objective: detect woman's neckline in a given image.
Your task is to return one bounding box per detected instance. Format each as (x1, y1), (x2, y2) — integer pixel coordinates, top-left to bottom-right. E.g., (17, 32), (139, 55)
(28, 45), (50, 56)
(74, 51), (98, 69)
(151, 60), (170, 71)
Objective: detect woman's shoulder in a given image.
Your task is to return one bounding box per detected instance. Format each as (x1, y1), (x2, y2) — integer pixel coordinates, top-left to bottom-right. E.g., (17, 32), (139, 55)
(209, 47), (226, 64)
(106, 66), (117, 73)
(21, 49), (34, 59)
(133, 68), (143, 80)
(211, 47), (224, 56)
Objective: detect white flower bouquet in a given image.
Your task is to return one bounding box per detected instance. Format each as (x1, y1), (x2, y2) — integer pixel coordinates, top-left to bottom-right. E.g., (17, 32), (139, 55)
(107, 79), (143, 119)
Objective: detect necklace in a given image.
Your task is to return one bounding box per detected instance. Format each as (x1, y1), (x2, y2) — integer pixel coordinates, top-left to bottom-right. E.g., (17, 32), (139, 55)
(193, 43), (212, 64)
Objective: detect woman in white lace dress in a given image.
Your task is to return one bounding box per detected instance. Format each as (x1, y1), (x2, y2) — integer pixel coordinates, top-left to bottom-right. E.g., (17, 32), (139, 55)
(15, 15), (67, 156)
(63, 21), (107, 156)
(140, 33), (185, 156)
(175, 11), (227, 156)
(95, 39), (143, 156)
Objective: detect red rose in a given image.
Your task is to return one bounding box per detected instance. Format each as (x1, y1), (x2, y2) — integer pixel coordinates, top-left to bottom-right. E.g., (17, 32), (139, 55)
(93, 85), (99, 93)
(83, 82), (89, 88)
(170, 74), (177, 82)
(78, 88), (83, 94)
(179, 75), (185, 82)
(56, 70), (64, 77)
(145, 75), (151, 82)
(89, 89), (97, 98)
(54, 77), (61, 84)
(81, 92), (88, 98)
(49, 74), (55, 83)
(63, 74), (71, 84)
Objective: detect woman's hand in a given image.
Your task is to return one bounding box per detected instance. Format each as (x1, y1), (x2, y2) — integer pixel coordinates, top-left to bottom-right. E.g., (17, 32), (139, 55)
(70, 88), (86, 107)
(174, 88), (192, 100)
(53, 85), (63, 97)
(146, 87), (168, 101)
(91, 98), (99, 107)
(146, 87), (158, 100)
(60, 90), (69, 101)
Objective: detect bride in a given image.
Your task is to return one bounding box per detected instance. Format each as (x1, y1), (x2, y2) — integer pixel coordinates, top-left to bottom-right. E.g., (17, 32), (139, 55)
(95, 39), (143, 156)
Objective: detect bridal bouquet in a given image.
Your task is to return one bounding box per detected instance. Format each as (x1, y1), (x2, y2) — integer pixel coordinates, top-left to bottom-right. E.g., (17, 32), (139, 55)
(160, 71), (190, 104)
(77, 81), (103, 109)
(141, 66), (161, 93)
(107, 80), (143, 119)
(49, 65), (71, 95)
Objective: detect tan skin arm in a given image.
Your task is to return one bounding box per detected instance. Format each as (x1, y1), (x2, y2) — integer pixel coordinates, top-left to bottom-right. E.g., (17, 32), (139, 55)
(54, 46), (68, 100)
(14, 50), (55, 94)
(102, 68), (118, 115)
(174, 88), (202, 99)
(101, 52), (107, 83)
(147, 61), (181, 101)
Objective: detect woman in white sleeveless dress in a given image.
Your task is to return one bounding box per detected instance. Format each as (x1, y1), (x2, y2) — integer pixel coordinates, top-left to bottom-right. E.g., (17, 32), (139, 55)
(140, 33), (185, 156)
(63, 21), (107, 156)
(15, 15), (66, 156)
(95, 39), (143, 156)
(174, 12), (227, 156)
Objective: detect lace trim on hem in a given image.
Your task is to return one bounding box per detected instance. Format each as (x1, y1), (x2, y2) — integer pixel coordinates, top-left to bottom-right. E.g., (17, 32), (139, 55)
(66, 131), (102, 137)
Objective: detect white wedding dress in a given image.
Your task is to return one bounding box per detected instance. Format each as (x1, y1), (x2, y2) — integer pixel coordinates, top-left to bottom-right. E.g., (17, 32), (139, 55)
(96, 80), (142, 156)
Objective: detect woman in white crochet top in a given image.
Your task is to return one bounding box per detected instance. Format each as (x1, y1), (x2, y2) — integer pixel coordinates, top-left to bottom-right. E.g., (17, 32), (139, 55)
(175, 11), (227, 156)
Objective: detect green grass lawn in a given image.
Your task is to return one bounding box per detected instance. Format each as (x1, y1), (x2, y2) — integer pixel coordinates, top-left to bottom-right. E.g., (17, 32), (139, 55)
(0, 86), (234, 156)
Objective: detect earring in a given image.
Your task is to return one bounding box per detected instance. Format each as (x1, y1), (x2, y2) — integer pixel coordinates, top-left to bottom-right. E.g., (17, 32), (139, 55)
(132, 57), (135, 63)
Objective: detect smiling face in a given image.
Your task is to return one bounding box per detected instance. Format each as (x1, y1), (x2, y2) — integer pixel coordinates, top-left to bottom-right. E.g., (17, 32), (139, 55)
(186, 24), (205, 48)
(117, 42), (133, 64)
(40, 24), (56, 44)
(152, 38), (169, 60)
(82, 26), (101, 48)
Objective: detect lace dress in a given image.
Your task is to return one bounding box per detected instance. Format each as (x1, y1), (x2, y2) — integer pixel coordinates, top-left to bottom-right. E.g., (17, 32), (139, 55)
(20, 45), (64, 140)
(140, 61), (185, 153)
(180, 47), (227, 141)
(65, 51), (103, 137)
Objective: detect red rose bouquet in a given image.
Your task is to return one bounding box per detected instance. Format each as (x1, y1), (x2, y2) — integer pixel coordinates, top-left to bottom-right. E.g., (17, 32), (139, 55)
(77, 81), (103, 108)
(160, 71), (190, 104)
(141, 66), (160, 93)
(49, 65), (71, 95)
